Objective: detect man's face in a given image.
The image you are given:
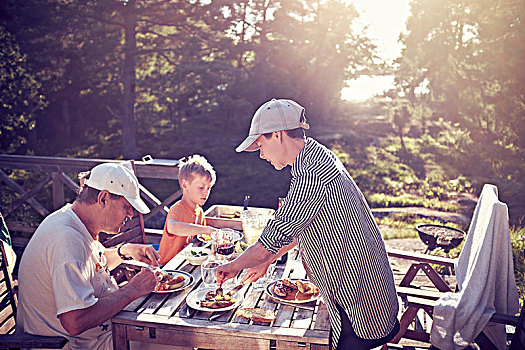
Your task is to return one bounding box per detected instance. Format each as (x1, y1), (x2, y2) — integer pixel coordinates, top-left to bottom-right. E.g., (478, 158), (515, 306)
(254, 133), (287, 170)
(100, 192), (134, 234)
(182, 174), (213, 207)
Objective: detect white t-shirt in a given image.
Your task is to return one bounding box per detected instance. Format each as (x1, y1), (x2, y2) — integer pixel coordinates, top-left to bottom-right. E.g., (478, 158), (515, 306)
(18, 204), (119, 350)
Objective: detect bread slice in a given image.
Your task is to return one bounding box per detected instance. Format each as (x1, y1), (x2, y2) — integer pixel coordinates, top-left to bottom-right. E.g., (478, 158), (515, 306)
(236, 308), (276, 322)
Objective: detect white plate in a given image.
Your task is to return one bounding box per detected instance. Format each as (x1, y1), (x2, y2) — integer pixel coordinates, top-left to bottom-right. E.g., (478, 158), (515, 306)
(186, 287), (243, 312)
(197, 230), (244, 243)
(153, 270), (194, 293)
(265, 279), (319, 304)
(184, 247), (212, 265)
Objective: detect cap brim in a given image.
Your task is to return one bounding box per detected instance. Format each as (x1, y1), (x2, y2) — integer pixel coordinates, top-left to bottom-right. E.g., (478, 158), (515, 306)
(125, 196), (151, 214)
(235, 134), (260, 152)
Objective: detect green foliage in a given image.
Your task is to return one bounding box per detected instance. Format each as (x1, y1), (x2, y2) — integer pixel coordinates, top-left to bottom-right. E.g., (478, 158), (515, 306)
(377, 215), (462, 240)
(511, 226), (525, 307)
(0, 26), (45, 153)
(389, 0), (525, 219)
(0, 0), (381, 159)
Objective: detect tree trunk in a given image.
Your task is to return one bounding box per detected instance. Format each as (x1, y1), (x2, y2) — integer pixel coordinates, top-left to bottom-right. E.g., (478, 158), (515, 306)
(62, 99), (71, 142)
(122, 0), (137, 159)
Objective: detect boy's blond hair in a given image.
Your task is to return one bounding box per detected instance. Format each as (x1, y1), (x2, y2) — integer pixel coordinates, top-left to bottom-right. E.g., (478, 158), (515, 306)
(178, 155), (216, 186)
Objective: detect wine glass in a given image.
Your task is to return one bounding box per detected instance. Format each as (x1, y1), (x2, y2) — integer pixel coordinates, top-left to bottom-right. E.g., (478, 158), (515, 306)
(215, 228), (235, 262)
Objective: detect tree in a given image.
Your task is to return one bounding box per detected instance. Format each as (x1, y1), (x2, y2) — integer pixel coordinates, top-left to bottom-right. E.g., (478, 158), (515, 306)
(393, 0), (525, 208)
(215, 0), (380, 121)
(0, 26), (45, 153)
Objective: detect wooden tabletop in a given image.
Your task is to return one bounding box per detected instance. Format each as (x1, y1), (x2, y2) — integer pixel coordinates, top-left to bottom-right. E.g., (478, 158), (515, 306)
(111, 242), (330, 350)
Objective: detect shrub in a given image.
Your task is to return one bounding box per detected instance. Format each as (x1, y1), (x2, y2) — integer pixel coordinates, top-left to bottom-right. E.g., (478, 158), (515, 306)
(511, 226), (525, 307)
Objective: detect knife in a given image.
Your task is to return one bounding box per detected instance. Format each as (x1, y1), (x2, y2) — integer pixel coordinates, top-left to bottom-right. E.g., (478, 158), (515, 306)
(226, 283), (246, 298)
(185, 305), (197, 318)
(209, 310), (229, 321)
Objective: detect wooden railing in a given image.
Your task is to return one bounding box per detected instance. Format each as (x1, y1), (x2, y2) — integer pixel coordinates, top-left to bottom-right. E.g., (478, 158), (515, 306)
(0, 154), (181, 247)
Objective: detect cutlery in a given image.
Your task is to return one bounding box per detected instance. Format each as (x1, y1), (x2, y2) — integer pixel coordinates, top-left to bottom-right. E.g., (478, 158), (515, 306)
(226, 283), (246, 298)
(185, 305), (196, 318)
(209, 311), (228, 321)
(215, 282), (245, 299)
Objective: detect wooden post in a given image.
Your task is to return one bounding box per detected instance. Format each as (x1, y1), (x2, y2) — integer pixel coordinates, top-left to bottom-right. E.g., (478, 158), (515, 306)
(51, 172), (65, 210)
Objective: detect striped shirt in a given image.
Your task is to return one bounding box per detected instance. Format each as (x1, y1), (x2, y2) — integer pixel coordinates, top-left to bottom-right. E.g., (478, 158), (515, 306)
(259, 138), (399, 347)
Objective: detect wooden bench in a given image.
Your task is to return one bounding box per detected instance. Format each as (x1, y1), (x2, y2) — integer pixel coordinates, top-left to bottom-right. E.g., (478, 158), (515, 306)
(0, 243), (68, 349)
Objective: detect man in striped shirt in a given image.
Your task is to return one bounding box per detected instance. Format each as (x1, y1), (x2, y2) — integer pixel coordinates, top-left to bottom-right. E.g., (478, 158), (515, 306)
(217, 99), (400, 349)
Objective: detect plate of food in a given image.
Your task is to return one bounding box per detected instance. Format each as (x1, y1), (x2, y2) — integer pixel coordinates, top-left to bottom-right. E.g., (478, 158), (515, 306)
(186, 287), (243, 312)
(197, 229), (244, 244)
(184, 247), (212, 265)
(265, 278), (319, 304)
(153, 270), (194, 293)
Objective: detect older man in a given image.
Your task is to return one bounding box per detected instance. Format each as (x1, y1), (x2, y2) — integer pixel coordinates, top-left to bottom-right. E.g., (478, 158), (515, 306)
(218, 99), (400, 350)
(18, 163), (160, 350)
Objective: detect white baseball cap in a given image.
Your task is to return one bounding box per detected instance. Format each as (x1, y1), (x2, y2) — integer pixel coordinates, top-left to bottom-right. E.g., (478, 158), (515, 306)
(83, 163), (150, 214)
(235, 99), (310, 152)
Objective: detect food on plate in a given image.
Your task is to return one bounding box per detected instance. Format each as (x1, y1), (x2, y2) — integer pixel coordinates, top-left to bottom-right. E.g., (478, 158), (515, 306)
(296, 280), (319, 295)
(200, 300), (235, 309)
(219, 211), (242, 219)
(186, 247), (212, 265)
(234, 241), (249, 253)
(274, 278), (296, 297)
(199, 234), (213, 241)
(236, 308), (276, 322)
(272, 279), (319, 301)
(198, 289), (236, 309)
(190, 249), (209, 258)
(282, 278), (298, 290)
(155, 272), (185, 292)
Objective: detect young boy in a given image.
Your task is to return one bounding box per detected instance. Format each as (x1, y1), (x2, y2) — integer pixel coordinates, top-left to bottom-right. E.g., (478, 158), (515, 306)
(158, 155), (218, 266)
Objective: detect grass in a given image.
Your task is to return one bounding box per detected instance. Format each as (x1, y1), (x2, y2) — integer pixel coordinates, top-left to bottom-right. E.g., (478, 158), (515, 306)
(377, 213), (465, 241)
(369, 193), (461, 212)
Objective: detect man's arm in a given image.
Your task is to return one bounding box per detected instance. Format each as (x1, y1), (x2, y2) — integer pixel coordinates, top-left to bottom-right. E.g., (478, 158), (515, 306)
(216, 242), (270, 284)
(105, 243), (160, 270)
(240, 239), (298, 283)
(59, 268), (156, 336)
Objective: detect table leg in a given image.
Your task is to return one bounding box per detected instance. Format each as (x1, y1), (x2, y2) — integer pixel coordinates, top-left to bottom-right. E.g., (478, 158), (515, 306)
(112, 323), (129, 350)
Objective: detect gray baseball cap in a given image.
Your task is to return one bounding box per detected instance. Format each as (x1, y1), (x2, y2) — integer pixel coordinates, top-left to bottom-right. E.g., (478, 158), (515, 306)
(236, 99), (310, 152)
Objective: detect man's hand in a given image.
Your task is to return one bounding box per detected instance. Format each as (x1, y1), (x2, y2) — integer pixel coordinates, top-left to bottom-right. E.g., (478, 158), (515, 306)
(121, 243), (160, 266)
(240, 261), (271, 284)
(216, 263), (240, 285)
(58, 266), (158, 336)
(125, 268), (157, 297)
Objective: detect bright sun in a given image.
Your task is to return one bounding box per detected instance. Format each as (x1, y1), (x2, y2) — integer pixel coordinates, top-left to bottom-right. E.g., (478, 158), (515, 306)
(341, 0), (411, 101)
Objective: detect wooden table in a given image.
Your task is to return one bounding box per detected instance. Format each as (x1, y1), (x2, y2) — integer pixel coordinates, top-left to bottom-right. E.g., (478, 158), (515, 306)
(111, 243), (330, 350)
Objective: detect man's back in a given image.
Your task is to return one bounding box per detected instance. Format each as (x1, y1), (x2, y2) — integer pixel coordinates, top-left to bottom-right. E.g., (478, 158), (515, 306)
(288, 138), (399, 341)
(18, 205), (114, 350)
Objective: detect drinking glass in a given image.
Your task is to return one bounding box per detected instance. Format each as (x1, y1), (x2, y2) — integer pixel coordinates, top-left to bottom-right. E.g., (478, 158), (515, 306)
(201, 257), (220, 288)
(253, 262), (276, 291)
(215, 228), (235, 261)
(241, 210), (268, 245)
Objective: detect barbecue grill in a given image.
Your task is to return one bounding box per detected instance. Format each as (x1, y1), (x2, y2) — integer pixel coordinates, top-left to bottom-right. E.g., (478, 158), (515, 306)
(416, 224), (466, 256)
